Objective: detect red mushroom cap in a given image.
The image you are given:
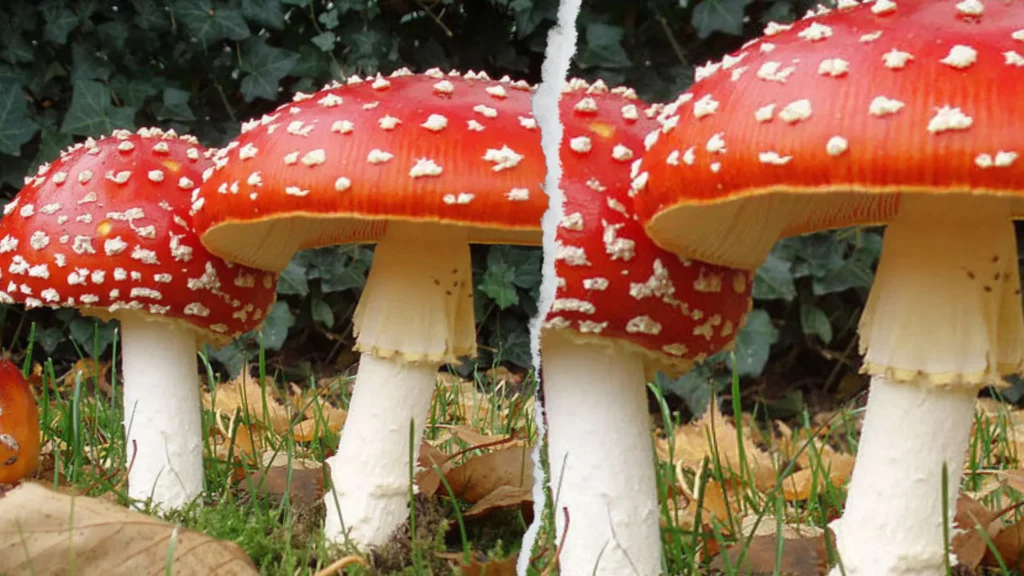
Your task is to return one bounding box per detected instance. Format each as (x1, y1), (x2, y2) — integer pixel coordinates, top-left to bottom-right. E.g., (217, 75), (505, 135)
(545, 79), (753, 376)
(0, 128), (278, 345)
(193, 68), (548, 271)
(634, 0), (1024, 270)
(0, 359), (39, 484)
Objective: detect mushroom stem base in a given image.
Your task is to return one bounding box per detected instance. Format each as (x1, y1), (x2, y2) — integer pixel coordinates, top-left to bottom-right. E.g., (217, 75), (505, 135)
(323, 353), (438, 548)
(540, 331), (662, 576)
(120, 316), (203, 510)
(829, 376), (976, 576)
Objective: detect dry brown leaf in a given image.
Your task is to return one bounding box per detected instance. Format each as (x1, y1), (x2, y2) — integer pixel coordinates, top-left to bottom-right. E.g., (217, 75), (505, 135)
(443, 425), (513, 447)
(292, 408), (347, 442)
(985, 517), (1024, 570)
(780, 454), (854, 502)
(237, 452), (327, 504)
(0, 482), (257, 575)
(657, 403), (777, 490)
(444, 445), (533, 503)
(463, 485), (533, 518)
(709, 532), (832, 575)
(204, 368), (293, 433)
(437, 551), (518, 576)
(61, 359), (111, 393)
(687, 479), (745, 527)
(415, 442), (455, 497)
(952, 494), (1002, 571)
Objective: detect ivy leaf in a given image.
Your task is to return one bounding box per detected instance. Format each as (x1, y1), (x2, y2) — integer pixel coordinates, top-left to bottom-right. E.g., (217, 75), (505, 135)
(241, 0), (285, 30)
(799, 302), (833, 344)
(238, 37), (299, 102)
(41, 0), (80, 45)
(311, 297), (335, 329)
(109, 75), (160, 109)
(70, 42), (112, 83)
(31, 129), (73, 172)
(173, 0), (250, 45)
(260, 302), (296, 351)
(578, 22), (631, 69)
(732, 309), (778, 377)
(154, 87), (195, 122)
(60, 80), (113, 136)
(691, 0), (752, 38)
(752, 252), (796, 301)
(130, 0), (170, 31)
(277, 260), (310, 296)
(479, 263), (520, 309)
(0, 80), (40, 155)
(68, 316), (117, 357)
(311, 32), (336, 52)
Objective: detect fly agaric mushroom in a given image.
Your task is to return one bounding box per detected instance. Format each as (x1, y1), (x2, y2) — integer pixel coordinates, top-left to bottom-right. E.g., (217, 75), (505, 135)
(191, 69), (547, 547)
(0, 360), (40, 485)
(542, 79), (752, 575)
(0, 128), (278, 509)
(632, 1), (1024, 573)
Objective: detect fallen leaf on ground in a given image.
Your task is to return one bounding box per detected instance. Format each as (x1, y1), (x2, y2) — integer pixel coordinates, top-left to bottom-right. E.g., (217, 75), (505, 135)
(657, 403), (777, 490)
(982, 515), (1024, 570)
(709, 531), (832, 575)
(0, 482), (257, 575)
(61, 358), (111, 394)
(436, 551), (518, 576)
(463, 484), (533, 518)
(780, 453), (854, 502)
(292, 407), (347, 442)
(203, 367), (293, 433)
(953, 494), (1002, 571)
(237, 452), (327, 504)
(444, 445), (533, 503)
(415, 441), (456, 497)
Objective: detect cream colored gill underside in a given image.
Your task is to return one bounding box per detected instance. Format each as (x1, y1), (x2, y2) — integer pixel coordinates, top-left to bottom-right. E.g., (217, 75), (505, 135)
(857, 195), (1024, 387)
(645, 188), (1024, 271)
(201, 214), (541, 273)
(351, 221), (477, 364)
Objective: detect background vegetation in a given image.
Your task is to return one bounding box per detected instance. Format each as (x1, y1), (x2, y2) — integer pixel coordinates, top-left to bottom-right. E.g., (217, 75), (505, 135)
(2, 0), (1018, 414)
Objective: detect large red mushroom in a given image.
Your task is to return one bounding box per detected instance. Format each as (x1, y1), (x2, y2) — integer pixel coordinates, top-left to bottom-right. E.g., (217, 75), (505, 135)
(541, 79), (752, 575)
(632, 1), (1024, 573)
(0, 128), (278, 509)
(191, 69), (548, 547)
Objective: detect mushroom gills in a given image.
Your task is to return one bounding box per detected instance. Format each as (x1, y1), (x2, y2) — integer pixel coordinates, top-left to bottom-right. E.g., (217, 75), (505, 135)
(352, 221), (476, 364)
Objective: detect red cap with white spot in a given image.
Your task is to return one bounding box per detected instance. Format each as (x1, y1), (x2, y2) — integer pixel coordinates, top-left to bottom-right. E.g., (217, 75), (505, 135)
(634, 0), (1024, 270)
(0, 128), (278, 344)
(192, 68), (548, 272)
(546, 79), (752, 376)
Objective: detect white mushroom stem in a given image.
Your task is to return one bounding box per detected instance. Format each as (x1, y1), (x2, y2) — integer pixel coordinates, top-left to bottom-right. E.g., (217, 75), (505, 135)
(831, 195), (1023, 575)
(541, 331), (663, 576)
(323, 222), (475, 548)
(322, 354), (438, 546)
(120, 315), (204, 510)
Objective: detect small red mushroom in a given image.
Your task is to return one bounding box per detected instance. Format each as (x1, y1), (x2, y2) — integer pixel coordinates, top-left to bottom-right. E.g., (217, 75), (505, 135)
(0, 128), (278, 509)
(192, 69), (548, 547)
(0, 359), (40, 485)
(541, 78), (752, 575)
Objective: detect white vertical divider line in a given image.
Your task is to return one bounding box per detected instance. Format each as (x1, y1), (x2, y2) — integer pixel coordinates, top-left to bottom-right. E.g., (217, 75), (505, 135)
(519, 1), (583, 574)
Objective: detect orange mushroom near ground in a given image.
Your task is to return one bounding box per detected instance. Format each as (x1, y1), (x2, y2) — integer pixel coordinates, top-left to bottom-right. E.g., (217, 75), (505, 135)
(539, 79), (752, 576)
(632, 1), (1024, 574)
(0, 359), (39, 485)
(190, 69), (548, 548)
